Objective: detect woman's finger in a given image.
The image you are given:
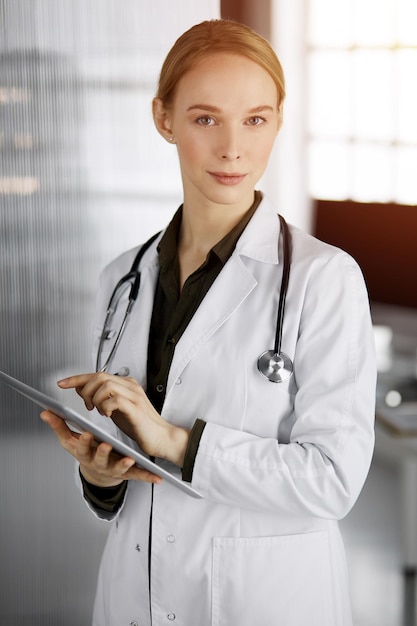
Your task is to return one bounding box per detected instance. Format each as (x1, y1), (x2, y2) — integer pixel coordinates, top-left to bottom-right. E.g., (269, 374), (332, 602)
(58, 372), (144, 414)
(90, 441), (114, 469)
(123, 464), (163, 484)
(41, 410), (162, 486)
(40, 410), (81, 447)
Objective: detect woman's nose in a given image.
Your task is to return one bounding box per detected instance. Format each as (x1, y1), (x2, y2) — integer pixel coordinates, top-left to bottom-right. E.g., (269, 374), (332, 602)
(221, 151), (240, 160)
(219, 127), (241, 160)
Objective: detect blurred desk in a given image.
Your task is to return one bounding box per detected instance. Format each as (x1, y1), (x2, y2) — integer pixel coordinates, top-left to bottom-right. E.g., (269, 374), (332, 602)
(373, 303), (417, 448)
(372, 303), (417, 626)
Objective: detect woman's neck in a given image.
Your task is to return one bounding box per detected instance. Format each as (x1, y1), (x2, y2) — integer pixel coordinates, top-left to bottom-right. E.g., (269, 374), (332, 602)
(176, 193), (256, 290)
(179, 193), (255, 259)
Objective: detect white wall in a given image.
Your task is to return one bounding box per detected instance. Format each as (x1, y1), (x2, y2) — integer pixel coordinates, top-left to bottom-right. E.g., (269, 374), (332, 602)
(263, 0), (312, 232)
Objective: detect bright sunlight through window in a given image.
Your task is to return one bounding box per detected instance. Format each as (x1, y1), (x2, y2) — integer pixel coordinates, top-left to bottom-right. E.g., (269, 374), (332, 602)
(307, 0), (417, 204)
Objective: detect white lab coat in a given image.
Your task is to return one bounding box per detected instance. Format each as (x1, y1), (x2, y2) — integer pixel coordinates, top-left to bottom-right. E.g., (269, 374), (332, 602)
(77, 197), (376, 626)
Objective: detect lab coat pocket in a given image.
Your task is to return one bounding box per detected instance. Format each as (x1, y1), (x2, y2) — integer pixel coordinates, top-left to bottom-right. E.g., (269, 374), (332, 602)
(212, 531), (334, 626)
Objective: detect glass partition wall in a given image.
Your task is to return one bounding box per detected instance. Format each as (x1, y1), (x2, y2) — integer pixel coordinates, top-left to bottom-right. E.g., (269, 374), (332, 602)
(0, 1), (218, 623)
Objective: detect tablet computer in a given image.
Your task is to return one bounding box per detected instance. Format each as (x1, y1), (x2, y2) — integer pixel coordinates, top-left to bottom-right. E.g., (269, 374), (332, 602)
(0, 369), (203, 499)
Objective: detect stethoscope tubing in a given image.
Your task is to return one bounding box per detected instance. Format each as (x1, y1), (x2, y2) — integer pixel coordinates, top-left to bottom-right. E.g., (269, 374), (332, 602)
(95, 231), (161, 373)
(274, 214), (291, 356)
(256, 214), (293, 383)
(96, 215), (293, 383)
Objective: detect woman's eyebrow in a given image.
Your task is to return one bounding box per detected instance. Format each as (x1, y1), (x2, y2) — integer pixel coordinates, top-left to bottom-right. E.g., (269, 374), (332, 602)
(186, 104), (220, 113)
(186, 104), (275, 113)
(247, 105), (275, 114)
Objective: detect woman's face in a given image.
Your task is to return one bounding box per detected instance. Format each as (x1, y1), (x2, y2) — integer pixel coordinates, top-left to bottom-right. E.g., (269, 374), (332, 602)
(154, 52), (282, 214)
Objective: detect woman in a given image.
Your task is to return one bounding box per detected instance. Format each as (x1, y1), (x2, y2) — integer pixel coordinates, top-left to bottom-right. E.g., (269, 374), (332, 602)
(41, 19), (376, 626)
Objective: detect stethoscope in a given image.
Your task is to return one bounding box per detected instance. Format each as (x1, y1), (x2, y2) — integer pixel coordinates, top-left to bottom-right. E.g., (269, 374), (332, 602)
(257, 214), (293, 383)
(96, 215), (293, 383)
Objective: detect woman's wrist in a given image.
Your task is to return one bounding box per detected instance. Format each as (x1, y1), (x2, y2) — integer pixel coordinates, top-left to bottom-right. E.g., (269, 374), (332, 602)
(164, 425), (191, 468)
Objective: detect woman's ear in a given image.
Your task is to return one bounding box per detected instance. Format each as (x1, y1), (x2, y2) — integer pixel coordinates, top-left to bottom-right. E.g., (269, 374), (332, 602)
(152, 98), (175, 143)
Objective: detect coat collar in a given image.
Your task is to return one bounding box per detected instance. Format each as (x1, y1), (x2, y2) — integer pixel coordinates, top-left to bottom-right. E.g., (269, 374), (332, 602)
(140, 195), (282, 271)
(234, 196), (281, 265)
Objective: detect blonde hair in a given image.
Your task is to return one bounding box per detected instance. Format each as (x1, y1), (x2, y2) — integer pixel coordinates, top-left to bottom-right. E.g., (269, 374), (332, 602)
(156, 19), (285, 108)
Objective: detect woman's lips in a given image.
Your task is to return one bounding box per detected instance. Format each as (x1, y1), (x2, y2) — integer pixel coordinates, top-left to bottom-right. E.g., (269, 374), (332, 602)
(208, 171), (247, 186)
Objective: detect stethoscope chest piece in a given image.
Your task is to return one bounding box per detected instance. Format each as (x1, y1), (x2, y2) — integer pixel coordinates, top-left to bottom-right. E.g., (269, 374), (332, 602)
(257, 350), (293, 383)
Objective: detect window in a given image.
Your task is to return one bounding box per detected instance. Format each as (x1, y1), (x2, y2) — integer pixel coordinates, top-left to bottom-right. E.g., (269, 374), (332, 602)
(307, 0), (417, 204)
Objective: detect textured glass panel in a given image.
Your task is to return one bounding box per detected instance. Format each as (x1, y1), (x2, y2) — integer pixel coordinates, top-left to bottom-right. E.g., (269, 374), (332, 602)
(0, 2), (220, 625)
(352, 50), (395, 142)
(308, 140), (350, 200)
(351, 143), (394, 202)
(308, 51), (351, 138)
(83, 90), (156, 193)
(353, 0), (395, 46)
(307, 0), (352, 47)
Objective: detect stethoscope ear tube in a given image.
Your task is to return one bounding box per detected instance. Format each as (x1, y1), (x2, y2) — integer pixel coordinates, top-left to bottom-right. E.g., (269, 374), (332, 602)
(97, 303), (132, 372)
(257, 214), (293, 383)
(95, 231), (161, 373)
(274, 215), (291, 356)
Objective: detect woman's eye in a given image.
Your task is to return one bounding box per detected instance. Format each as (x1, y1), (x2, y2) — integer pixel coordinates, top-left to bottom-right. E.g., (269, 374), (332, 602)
(247, 116), (265, 126)
(196, 116), (215, 126)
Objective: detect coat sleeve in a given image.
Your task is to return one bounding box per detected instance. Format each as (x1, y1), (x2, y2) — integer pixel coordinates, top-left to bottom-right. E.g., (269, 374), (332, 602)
(190, 250), (376, 520)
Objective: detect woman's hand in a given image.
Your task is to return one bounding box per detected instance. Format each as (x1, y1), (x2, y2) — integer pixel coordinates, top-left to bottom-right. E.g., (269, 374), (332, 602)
(57, 372), (190, 468)
(40, 410), (162, 487)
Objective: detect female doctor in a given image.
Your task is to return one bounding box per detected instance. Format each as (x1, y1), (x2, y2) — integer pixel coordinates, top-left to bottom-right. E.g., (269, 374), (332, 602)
(41, 19), (376, 626)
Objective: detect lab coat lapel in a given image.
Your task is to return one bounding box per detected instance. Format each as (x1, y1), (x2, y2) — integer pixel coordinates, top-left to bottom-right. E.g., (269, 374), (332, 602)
(127, 246), (160, 385)
(165, 254), (257, 393)
(166, 198), (280, 395)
